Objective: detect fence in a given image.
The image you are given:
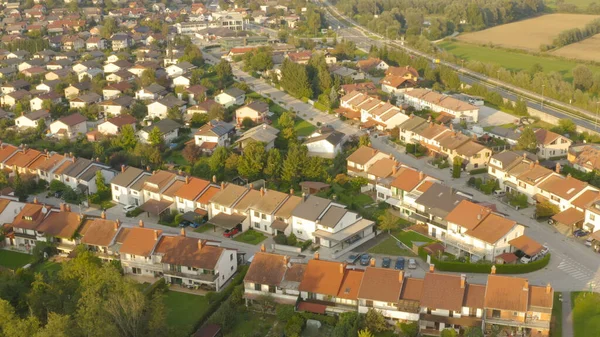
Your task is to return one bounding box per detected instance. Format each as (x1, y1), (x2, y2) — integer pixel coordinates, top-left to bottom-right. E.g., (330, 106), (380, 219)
(272, 244), (301, 254)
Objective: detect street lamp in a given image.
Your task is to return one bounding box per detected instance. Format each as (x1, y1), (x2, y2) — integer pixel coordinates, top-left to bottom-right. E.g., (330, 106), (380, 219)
(541, 84), (545, 110)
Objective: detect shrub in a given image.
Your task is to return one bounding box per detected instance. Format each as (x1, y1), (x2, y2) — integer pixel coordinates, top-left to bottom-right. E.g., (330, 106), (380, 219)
(507, 191), (529, 209)
(285, 314), (306, 337)
(287, 233), (297, 246)
(274, 233), (287, 245)
(469, 168), (488, 175)
(126, 207), (143, 217)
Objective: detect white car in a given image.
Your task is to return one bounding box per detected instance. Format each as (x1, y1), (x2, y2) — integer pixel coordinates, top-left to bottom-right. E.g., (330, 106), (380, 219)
(586, 238), (594, 247)
(123, 205), (137, 212)
(408, 258), (417, 269)
(520, 255), (532, 264)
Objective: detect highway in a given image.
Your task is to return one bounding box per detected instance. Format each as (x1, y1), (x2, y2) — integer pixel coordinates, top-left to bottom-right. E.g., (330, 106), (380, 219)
(319, 0), (600, 133)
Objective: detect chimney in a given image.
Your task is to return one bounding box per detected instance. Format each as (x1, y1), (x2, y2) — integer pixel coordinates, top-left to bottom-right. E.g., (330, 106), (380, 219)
(449, 124), (454, 130)
(429, 264), (435, 273)
(66, 204), (71, 212)
(59, 203), (66, 212)
(472, 134), (477, 140)
(180, 227), (185, 237)
(340, 262), (346, 274)
(101, 211), (106, 219)
(153, 230), (159, 240)
(178, 169), (183, 176)
(249, 183), (254, 189)
(220, 182), (225, 189)
(185, 176), (189, 184)
(198, 239), (205, 250)
(491, 265), (496, 274)
(146, 165), (151, 171)
(419, 171), (425, 180)
(64, 152), (68, 158)
(429, 122), (434, 128)
(460, 274), (466, 289)
(290, 188), (294, 195)
(524, 280), (529, 291)
(69, 152), (73, 158)
(314, 251), (320, 260)
(33, 197), (38, 204)
(529, 162), (534, 169)
(370, 258), (376, 267)
(212, 175), (217, 183)
(372, 149), (376, 156)
(284, 255), (290, 267)
(260, 243), (266, 252)
(260, 187), (265, 196)
(477, 214), (482, 220)
(96, 157), (100, 162)
(546, 283), (552, 294)
(523, 152), (527, 159)
(121, 164), (126, 173)
(556, 163), (561, 173)
(138, 219), (144, 228)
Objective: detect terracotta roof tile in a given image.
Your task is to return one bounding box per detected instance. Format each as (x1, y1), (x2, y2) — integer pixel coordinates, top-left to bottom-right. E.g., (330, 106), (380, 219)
(445, 200), (492, 231)
(12, 203), (52, 230)
(357, 267), (403, 303)
(155, 235), (225, 270)
(80, 218), (120, 247)
(337, 269), (364, 300)
(484, 274), (529, 312)
(465, 213), (517, 244)
(119, 227), (162, 257)
(508, 235), (544, 256)
(298, 259), (346, 296)
(175, 177), (210, 201)
(421, 273), (466, 312)
(244, 252), (288, 286)
(529, 285), (553, 308)
(390, 167), (426, 192)
(197, 186), (220, 205)
(463, 283), (486, 309)
(347, 146), (379, 166)
(36, 210), (82, 239)
(400, 278), (423, 301)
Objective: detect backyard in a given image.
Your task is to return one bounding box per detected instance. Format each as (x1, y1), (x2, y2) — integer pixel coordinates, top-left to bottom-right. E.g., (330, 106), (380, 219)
(0, 249), (34, 270)
(368, 235), (415, 256)
(571, 291), (600, 337)
(233, 229), (267, 245)
(224, 311), (276, 337)
(271, 116), (317, 137)
(393, 229), (435, 248)
(31, 260), (62, 275)
(163, 290), (210, 337)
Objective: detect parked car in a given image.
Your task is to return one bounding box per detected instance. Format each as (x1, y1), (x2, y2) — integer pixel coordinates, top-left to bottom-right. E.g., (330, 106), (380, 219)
(382, 257), (391, 268)
(178, 220), (192, 228)
(586, 238), (595, 247)
(574, 229), (590, 237)
(346, 254), (360, 264)
(395, 257), (405, 270)
(407, 258), (417, 269)
(223, 225), (241, 238)
(123, 205), (136, 212)
(359, 253), (371, 266)
(53, 190), (63, 199)
(520, 255), (532, 264)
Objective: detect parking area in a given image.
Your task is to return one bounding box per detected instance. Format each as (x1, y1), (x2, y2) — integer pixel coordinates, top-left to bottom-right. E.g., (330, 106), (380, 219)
(477, 105), (517, 127)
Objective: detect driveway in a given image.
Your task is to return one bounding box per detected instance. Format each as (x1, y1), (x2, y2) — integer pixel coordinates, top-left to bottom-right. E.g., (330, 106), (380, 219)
(477, 105), (517, 127)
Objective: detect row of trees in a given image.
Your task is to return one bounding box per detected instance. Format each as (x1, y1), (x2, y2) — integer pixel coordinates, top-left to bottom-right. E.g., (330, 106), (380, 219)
(0, 248), (168, 337)
(546, 18), (600, 50)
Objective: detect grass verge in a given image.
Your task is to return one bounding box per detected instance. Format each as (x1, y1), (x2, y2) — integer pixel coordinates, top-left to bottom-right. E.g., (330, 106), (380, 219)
(571, 291), (600, 337)
(393, 230), (434, 247)
(552, 292), (563, 337)
(164, 291), (210, 337)
(233, 229), (267, 245)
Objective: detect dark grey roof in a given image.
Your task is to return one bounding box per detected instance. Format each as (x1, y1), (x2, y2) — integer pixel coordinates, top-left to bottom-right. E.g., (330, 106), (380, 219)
(111, 166), (149, 187)
(156, 95), (185, 107)
(414, 183), (467, 218)
(489, 126), (520, 141)
(142, 119), (182, 134)
(291, 195), (331, 221)
(63, 158), (93, 178)
(245, 101), (269, 113)
(318, 205), (347, 228)
(224, 87), (245, 98)
(305, 131), (345, 146)
(144, 83), (166, 94)
(79, 165), (102, 182)
(24, 109), (50, 120)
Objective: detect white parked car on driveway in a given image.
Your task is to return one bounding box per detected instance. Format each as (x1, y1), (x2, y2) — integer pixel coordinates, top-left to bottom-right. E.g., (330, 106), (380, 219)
(123, 205), (137, 212)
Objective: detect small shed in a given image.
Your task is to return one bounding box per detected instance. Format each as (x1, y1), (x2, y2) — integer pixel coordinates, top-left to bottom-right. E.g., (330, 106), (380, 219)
(495, 252), (518, 265)
(300, 181), (330, 195)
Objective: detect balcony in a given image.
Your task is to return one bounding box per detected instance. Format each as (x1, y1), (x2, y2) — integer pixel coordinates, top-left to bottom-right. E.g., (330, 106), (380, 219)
(485, 317), (550, 330)
(121, 259), (163, 272)
(164, 270), (219, 282)
(444, 234), (486, 257)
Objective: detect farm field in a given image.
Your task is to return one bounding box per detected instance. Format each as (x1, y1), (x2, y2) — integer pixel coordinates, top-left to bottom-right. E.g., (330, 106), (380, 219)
(438, 40), (600, 81)
(552, 34), (600, 62)
(456, 14), (600, 52)
(546, 0), (598, 9)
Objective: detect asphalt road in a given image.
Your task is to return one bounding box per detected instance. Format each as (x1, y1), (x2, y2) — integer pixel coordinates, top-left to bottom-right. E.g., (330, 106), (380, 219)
(319, 0), (600, 133)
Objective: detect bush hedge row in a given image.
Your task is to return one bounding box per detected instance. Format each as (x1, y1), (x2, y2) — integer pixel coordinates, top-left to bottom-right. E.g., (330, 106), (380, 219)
(189, 265), (249, 335)
(418, 247), (551, 274)
(469, 168), (489, 175)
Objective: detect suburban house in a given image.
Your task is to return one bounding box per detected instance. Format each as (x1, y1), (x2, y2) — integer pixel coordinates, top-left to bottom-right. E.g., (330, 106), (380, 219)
(193, 120), (235, 153)
(60, 157), (116, 195)
(98, 115), (137, 135)
(235, 124), (280, 151)
(247, 188), (300, 236)
(154, 233), (237, 291)
(381, 66), (419, 96)
(165, 61), (196, 78)
(534, 129), (572, 159)
(118, 223), (164, 277)
(9, 202), (54, 252)
(297, 256), (363, 315)
(235, 101), (270, 126)
(340, 91), (408, 130)
(69, 92), (102, 109)
(174, 176), (215, 215)
(98, 96), (134, 116)
(49, 113), (87, 139)
(291, 195), (376, 258)
(346, 146), (391, 178)
(138, 119), (182, 144)
(243, 251), (307, 305)
(30, 91), (61, 111)
(35, 205), (83, 255)
(135, 83), (168, 100)
(568, 144), (600, 173)
(15, 110), (51, 130)
(64, 82), (91, 99)
(215, 87), (245, 108)
(286, 51), (312, 64)
(79, 216), (121, 261)
(208, 183), (260, 233)
(146, 95), (186, 120)
(103, 82), (132, 99)
(111, 166), (151, 207)
(304, 127), (345, 158)
(404, 89), (479, 123)
(357, 58), (389, 72)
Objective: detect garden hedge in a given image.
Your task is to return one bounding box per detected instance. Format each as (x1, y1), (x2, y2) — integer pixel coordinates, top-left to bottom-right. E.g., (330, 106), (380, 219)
(418, 247), (550, 274)
(469, 168), (489, 175)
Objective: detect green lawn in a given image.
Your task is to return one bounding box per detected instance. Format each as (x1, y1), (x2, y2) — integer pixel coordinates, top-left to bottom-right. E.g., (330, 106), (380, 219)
(438, 41), (600, 82)
(368, 236), (415, 256)
(271, 116), (317, 137)
(164, 151), (188, 166)
(571, 291), (600, 337)
(0, 250), (34, 270)
(233, 229), (267, 245)
(32, 261), (62, 275)
(224, 311), (276, 337)
(194, 224), (215, 233)
(331, 183), (374, 208)
(552, 292), (563, 337)
(164, 291), (210, 337)
(393, 230), (434, 248)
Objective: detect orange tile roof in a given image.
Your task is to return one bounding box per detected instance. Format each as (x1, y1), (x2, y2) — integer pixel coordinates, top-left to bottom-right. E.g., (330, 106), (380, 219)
(144, 170), (177, 192)
(337, 269), (364, 300)
(5, 148), (41, 168)
(366, 158), (398, 178)
(244, 252), (289, 286)
(36, 211), (82, 239)
(12, 203), (52, 230)
(465, 213), (517, 244)
(400, 278), (424, 301)
(551, 207), (584, 226)
(445, 200), (492, 231)
(347, 146), (378, 165)
(175, 177), (210, 201)
(463, 283), (486, 309)
(572, 190), (600, 209)
(538, 175), (588, 201)
(484, 274), (529, 312)
(416, 180), (435, 193)
(534, 128), (562, 145)
(0, 144), (18, 163)
(28, 153), (65, 171)
(53, 159), (74, 175)
(119, 227), (162, 257)
(233, 189), (261, 212)
(421, 273), (466, 312)
(197, 186), (220, 204)
(79, 218), (120, 247)
(155, 235), (225, 270)
(517, 164), (553, 185)
(298, 259), (346, 296)
(390, 167), (426, 192)
(529, 285), (553, 308)
(508, 235), (544, 256)
(357, 267), (403, 303)
(162, 179), (184, 198)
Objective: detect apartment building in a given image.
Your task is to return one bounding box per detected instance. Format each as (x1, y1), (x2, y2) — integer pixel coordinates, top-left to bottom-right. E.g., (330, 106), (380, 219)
(339, 91), (408, 130)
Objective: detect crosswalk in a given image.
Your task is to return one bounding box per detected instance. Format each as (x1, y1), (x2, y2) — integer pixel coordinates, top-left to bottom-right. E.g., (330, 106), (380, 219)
(557, 258), (600, 289)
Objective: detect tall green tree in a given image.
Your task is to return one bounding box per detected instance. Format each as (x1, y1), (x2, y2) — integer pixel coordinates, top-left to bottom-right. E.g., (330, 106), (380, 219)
(209, 147), (229, 177)
(112, 124), (137, 151)
(147, 127), (163, 147)
(264, 148), (283, 178)
(215, 60), (233, 86)
(281, 144), (307, 184)
(238, 141), (266, 180)
(515, 127), (538, 153)
(377, 210), (400, 233)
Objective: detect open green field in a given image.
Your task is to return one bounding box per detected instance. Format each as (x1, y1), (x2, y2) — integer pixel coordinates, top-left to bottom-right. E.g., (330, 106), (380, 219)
(571, 291), (600, 337)
(438, 40), (600, 82)
(0, 250), (34, 270)
(368, 236), (415, 256)
(164, 291), (210, 337)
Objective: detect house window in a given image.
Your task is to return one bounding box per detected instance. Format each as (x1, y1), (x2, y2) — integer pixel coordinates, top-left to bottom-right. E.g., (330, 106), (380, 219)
(492, 310), (501, 318)
(254, 283), (261, 291)
(254, 222), (260, 228)
(261, 214), (267, 220)
(268, 285), (276, 293)
(590, 214), (596, 221)
(491, 168), (496, 173)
